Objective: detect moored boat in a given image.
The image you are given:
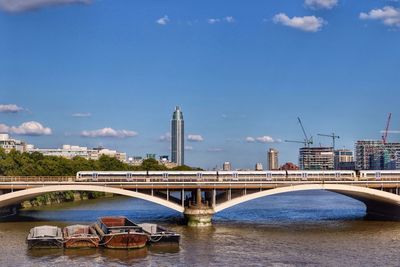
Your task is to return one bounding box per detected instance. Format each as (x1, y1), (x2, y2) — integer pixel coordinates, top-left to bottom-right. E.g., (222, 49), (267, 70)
(94, 217), (148, 249)
(27, 225), (63, 249)
(63, 224), (100, 248)
(139, 223), (180, 244)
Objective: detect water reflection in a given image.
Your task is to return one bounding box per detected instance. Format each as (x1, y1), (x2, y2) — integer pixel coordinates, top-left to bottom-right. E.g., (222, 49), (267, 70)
(2, 190), (400, 267)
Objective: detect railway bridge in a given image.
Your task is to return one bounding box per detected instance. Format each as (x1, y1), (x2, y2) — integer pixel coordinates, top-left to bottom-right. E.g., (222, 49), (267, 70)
(1, 175), (400, 226)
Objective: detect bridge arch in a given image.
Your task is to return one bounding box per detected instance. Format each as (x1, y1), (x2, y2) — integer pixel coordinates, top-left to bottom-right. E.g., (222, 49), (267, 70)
(214, 184), (400, 219)
(0, 185), (184, 213)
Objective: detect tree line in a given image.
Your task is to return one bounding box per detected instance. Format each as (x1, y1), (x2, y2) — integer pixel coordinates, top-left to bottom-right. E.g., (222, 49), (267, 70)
(0, 148), (201, 176)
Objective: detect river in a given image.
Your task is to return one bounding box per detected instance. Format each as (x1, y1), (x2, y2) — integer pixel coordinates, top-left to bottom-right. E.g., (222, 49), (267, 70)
(1, 190), (400, 266)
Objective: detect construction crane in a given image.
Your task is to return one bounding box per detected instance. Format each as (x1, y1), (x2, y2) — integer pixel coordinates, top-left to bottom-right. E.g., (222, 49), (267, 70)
(317, 133), (340, 150)
(285, 117), (313, 147)
(382, 113), (392, 145)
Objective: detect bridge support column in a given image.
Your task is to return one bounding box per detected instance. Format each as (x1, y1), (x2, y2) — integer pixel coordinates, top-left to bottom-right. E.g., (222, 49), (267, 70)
(184, 207), (215, 227)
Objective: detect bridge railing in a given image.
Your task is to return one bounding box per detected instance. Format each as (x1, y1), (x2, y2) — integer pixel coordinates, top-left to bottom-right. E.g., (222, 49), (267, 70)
(0, 176), (75, 183)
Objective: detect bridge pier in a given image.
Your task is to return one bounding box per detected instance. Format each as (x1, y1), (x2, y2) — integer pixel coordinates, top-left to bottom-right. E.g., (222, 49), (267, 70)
(184, 207), (215, 227)
(183, 188), (216, 226)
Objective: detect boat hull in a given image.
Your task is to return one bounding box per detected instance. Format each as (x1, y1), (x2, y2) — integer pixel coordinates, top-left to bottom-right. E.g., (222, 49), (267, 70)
(64, 237), (100, 248)
(63, 225), (100, 248)
(148, 234), (180, 244)
(101, 233), (148, 249)
(27, 239), (63, 249)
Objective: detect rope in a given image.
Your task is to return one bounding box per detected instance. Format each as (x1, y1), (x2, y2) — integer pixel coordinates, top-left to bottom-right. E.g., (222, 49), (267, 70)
(98, 233), (117, 246)
(149, 234), (164, 243)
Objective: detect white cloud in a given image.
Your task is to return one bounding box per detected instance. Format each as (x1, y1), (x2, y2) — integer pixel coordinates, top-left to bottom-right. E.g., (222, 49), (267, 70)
(246, 136), (280, 143)
(245, 137), (256, 143)
(207, 148), (223, 152)
(185, 146), (193, 151)
(187, 134), (204, 142)
(304, 0), (338, 10)
(208, 16), (235, 24)
(360, 6), (400, 27)
(158, 132), (171, 142)
(208, 18), (220, 24)
(156, 15), (170, 25)
(0, 124), (9, 133)
(224, 16), (235, 23)
(273, 13), (326, 32)
(81, 128), (138, 138)
(0, 0), (91, 13)
(256, 136), (276, 143)
(0, 104), (24, 113)
(72, 112), (91, 117)
(0, 121), (52, 135)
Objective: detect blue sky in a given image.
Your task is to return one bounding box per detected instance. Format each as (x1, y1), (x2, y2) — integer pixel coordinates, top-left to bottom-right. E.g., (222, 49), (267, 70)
(0, 0), (399, 169)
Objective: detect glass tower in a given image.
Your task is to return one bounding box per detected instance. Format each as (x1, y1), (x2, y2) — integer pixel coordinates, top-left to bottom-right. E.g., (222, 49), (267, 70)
(171, 106), (184, 166)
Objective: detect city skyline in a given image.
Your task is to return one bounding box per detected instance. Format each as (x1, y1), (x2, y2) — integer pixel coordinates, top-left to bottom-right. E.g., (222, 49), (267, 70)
(1, 0), (400, 169)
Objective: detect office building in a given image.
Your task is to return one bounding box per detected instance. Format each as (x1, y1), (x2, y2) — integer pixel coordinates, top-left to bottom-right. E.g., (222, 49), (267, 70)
(334, 149), (355, 170)
(267, 148), (279, 170)
(223, 162), (232, 171)
(171, 106), (184, 166)
(27, 144), (127, 162)
(355, 140), (400, 170)
(255, 163), (263, 171)
(0, 134), (26, 153)
(279, 162), (300, 170)
(299, 147), (334, 170)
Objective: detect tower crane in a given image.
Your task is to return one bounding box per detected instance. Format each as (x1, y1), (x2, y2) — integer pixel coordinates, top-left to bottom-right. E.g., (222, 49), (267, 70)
(317, 133), (340, 150)
(382, 113), (392, 145)
(285, 117), (313, 147)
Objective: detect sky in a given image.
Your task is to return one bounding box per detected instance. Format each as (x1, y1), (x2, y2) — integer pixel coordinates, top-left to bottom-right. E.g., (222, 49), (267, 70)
(0, 0), (399, 169)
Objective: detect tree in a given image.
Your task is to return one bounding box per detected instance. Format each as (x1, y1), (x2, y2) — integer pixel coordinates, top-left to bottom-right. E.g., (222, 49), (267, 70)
(141, 158), (167, 171)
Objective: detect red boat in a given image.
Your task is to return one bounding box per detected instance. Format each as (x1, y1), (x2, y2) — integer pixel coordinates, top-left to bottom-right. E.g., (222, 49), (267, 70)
(63, 225), (100, 248)
(94, 217), (148, 249)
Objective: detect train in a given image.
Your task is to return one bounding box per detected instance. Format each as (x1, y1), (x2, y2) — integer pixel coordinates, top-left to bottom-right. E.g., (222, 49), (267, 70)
(75, 170), (400, 182)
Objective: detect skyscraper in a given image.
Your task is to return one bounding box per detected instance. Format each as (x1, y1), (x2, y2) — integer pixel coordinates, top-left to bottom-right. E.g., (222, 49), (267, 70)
(267, 148), (279, 170)
(171, 106), (184, 166)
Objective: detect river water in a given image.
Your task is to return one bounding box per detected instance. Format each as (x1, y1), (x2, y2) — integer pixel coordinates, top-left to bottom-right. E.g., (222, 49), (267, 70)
(1, 190), (400, 267)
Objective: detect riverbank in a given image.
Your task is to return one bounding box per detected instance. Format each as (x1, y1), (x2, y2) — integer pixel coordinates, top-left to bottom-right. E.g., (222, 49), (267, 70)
(20, 191), (113, 209)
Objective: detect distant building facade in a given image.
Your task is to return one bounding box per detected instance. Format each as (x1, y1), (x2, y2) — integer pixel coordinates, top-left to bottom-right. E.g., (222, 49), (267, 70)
(279, 162), (299, 170)
(0, 134), (26, 153)
(267, 148), (279, 170)
(334, 149), (355, 170)
(355, 140), (400, 170)
(27, 144), (127, 162)
(223, 162), (232, 171)
(171, 106), (184, 166)
(255, 163), (263, 171)
(299, 147), (334, 170)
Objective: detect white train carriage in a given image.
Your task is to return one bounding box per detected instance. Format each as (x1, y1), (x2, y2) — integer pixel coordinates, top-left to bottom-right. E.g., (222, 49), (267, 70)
(145, 171), (218, 182)
(358, 170), (400, 181)
(76, 171), (148, 182)
(286, 170), (356, 181)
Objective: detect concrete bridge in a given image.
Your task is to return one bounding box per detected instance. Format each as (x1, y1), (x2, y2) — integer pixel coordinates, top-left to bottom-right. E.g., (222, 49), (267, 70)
(1, 176), (400, 226)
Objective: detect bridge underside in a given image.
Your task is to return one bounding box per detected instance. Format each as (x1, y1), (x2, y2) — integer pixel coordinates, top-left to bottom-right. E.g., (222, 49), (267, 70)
(1, 184), (400, 224)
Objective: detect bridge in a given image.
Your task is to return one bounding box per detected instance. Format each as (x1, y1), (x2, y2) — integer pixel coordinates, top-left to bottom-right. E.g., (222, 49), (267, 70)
(1, 175), (400, 226)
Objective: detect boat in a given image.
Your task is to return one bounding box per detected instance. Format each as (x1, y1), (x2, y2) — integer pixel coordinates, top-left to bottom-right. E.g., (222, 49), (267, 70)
(94, 217), (149, 249)
(63, 224), (100, 248)
(27, 225), (63, 249)
(139, 223), (180, 244)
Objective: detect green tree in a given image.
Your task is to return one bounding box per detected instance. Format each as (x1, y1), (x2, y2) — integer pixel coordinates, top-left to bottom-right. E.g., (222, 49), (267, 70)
(141, 158), (167, 171)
